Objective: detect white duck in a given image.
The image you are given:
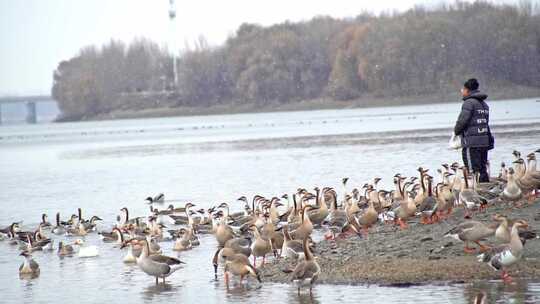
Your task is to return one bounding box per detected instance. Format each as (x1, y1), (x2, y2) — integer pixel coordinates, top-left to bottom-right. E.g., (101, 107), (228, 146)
(73, 239), (99, 258)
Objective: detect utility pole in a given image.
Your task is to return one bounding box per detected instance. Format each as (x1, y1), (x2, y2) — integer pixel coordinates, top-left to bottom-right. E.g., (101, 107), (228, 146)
(169, 0), (178, 89)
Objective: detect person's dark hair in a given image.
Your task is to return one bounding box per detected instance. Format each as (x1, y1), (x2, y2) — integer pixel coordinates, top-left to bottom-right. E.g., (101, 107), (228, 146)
(464, 78), (479, 91)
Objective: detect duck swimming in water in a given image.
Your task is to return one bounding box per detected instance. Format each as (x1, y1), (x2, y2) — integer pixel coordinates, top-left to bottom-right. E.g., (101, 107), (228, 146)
(19, 251), (40, 277)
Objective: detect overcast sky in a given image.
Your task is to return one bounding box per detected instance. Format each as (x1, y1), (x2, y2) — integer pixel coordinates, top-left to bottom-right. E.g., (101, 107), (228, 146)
(0, 0), (522, 96)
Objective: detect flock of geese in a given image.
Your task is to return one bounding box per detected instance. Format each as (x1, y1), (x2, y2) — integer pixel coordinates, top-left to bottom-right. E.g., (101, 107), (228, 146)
(1, 149), (539, 294)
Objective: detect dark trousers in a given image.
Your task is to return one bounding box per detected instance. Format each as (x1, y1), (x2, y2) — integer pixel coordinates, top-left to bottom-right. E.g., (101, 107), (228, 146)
(462, 147), (489, 182)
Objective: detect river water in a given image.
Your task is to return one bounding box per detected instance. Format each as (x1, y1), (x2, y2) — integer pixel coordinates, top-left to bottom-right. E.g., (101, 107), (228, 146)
(1, 98), (539, 303)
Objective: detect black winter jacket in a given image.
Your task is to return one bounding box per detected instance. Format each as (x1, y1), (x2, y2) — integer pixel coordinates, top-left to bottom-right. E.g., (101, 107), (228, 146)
(454, 90), (494, 149)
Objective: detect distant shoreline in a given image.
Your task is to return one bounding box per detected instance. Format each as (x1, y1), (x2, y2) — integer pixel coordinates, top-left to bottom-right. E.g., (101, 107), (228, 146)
(56, 85), (540, 122)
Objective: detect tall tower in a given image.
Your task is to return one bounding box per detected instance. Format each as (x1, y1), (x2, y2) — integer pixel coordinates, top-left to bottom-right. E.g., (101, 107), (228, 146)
(169, 0), (178, 88)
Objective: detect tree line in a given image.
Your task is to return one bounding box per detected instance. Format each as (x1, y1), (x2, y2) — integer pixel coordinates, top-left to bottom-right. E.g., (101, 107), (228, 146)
(52, 1), (540, 120)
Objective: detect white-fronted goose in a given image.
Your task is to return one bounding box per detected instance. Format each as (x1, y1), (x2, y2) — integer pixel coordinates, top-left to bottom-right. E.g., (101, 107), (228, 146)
(135, 239), (185, 284)
(444, 220), (496, 253)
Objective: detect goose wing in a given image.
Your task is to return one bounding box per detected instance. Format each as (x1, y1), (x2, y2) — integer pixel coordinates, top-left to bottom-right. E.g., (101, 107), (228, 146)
(291, 260), (319, 281)
(444, 221), (482, 237)
(290, 260), (307, 280)
(149, 254), (183, 266)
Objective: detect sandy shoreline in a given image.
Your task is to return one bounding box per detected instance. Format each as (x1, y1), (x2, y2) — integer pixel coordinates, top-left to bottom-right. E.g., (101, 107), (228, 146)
(258, 199), (540, 286)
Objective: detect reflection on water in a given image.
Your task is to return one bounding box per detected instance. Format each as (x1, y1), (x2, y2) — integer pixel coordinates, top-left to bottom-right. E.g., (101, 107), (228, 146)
(464, 280), (539, 304)
(141, 283), (179, 302)
(1, 100), (539, 303)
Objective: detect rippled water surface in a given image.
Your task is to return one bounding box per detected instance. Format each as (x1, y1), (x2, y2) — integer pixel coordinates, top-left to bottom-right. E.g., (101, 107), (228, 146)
(1, 98), (540, 303)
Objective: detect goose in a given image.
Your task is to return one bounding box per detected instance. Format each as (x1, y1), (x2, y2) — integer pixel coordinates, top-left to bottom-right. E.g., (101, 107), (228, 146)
(73, 239), (99, 258)
(19, 251), (40, 277)
(355, 190), (378, 236)
(290, 237), (320, 295)
(73, 208), (84, 226)
(307, 187), (329, 226)
(392, 174), (407, 201)
(341, 177), (349, 200)
(173, 228), (193, 251)
(211, 236), (252, 278)
(134, 239), (185, 284)
(52, 213), (66, 235)
(281, 225), (305, 260)
(119, 207), (145, 228)
(99, 227), (125, 244)
(501, 168), (522, 204)
(197, 208), (213, 226)
(459, 167), (488, 218)
(268, 197), (283, 225)
(150, 204), (184, 216)
(260, 214), (283, 258)
(224, 237), (252, 257)
(417, 176), (438, 224)
(324, 189), (348, 240)
(145, 193), (165, 204)
(437, 174), (456, 218)
(492, 215), (537, 244)
(518, 154), (540, 201)
(122, 242), (139, 264)
(147, 216), (166, 239)
(477, 220), (529, 283)
(0, 222), (18, 236)
(450, 162), (462, 200)
(249, 225), (272, 267)
(21, 233), (51, 252)
(40, 214), (52, 228)
(498, 162), (508, 182)
(81, 216), (102, 231)
(414, 167), (429, 206)
(61, 214), (78, 227)
(444, 220), (496, 253)
(287, 194), (302, 224)
(65, 222), (87, 237)
(289, 196), (316, 240)
(4, 223), (20, 245)
(221, 249), (261, 287)
(393, 191), (416, 229)
(215, 208), (235, 247)
(57, 241), (75, 256)
(513, 155), (526, 180)
(35, 224), (48, 242)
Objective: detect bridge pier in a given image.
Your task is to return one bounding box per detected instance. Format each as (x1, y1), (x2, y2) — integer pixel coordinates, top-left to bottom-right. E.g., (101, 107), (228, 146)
(26, 101), (37, 124)
(0, 104), (2, 125)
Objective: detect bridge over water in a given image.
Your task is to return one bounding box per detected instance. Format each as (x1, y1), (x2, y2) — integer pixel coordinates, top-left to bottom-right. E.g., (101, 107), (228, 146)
(0, 95), (56, 124)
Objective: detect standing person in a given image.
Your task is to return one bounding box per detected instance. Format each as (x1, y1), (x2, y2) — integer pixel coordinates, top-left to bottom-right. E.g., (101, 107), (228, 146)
(454, 78), (494, 182)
